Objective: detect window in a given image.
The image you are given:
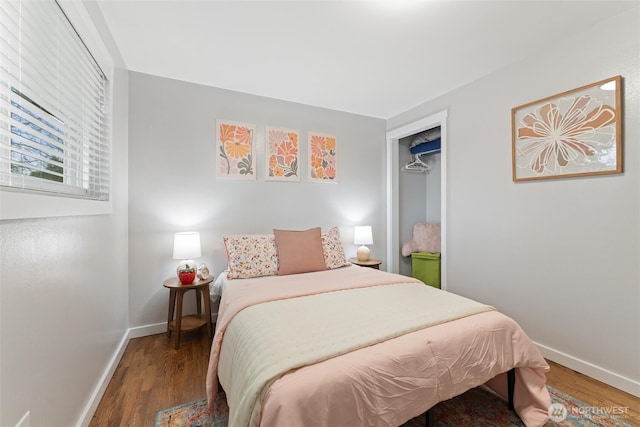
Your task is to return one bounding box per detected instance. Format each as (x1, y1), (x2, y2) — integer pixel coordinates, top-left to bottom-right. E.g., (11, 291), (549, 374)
(0, 0), (111, 205)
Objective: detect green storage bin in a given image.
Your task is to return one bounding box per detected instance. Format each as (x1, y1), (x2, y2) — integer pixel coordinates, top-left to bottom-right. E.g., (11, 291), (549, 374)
(411, 252), (441, 288)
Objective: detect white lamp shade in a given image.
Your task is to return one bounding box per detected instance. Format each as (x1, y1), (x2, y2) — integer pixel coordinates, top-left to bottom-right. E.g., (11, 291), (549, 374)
(173, 232), (202, 260)
(353, 226), (373, 245)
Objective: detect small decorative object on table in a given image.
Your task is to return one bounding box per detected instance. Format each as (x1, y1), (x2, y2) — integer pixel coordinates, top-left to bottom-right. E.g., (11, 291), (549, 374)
(177, 263), (197, 284)
(198, 263), (210, 280)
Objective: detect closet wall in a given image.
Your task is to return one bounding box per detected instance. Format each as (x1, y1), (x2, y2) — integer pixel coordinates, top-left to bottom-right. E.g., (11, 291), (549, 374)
(398, 129), (442, 277)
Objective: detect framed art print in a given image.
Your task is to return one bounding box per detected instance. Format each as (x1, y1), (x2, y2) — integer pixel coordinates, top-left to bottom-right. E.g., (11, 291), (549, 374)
(265, 126), (300, 182)
(216, 119), (256, 180)
(511, 75), (622, 182)
(308, 132), (337, 183)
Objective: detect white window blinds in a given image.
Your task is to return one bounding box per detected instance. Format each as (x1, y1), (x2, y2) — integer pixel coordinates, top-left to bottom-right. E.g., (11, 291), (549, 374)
(0, 0), (110, 201)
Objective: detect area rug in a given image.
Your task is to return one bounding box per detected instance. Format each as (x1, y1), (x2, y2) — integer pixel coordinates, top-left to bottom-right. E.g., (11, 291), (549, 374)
(154, 385), (634, 427)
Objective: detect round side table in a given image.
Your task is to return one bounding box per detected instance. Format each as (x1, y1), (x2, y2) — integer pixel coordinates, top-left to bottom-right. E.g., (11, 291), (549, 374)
(349, 257), (382, 269)
(163, 275), (214, 349)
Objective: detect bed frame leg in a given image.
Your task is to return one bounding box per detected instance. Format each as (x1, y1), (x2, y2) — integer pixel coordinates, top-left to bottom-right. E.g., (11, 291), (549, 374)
(507, 368), (516, 411)
(425, 407), (434, 427)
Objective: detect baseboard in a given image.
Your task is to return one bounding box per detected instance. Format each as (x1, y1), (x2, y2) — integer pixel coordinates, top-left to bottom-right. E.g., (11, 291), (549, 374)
(536, 341), (640, 398)
(75, 328), (131, 427)
(129, 321), (167, 338)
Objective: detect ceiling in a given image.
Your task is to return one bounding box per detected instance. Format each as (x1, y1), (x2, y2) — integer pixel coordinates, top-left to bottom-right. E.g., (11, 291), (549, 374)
(95, 0), (637, 119)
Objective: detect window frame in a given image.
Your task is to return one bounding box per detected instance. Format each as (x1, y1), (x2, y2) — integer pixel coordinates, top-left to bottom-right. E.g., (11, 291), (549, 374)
(0, 0), (114, 220)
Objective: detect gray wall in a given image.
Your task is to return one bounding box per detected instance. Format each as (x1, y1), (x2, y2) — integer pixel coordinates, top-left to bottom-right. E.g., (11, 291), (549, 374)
(388, 7), (640, 392)
(128, 72), (387, 327)
(0, 4), (130, 427)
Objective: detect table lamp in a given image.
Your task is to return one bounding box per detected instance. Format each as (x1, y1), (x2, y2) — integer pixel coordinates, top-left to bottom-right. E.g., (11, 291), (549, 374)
(354, 226), (373, 261)
(173, 231), (201, 284)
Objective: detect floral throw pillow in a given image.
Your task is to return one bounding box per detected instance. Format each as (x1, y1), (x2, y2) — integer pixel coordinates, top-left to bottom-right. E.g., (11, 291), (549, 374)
(224, 234), (279, 279)
(321, 227), (350, 269)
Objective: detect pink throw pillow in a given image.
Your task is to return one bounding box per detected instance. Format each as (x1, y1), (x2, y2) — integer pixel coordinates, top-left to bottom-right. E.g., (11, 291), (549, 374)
(273, 227), (327, 275)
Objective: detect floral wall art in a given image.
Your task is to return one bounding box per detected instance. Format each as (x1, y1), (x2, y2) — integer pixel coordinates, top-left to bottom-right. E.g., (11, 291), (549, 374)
(265, 126), (300, 181)
(308, 132), (337, 183)
(216, 119), (256, 180)
(511, 76), (622, 181)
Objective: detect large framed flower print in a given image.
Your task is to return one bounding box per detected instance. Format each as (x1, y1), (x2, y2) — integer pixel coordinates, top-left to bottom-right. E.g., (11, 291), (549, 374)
(511, 76), (622, 182)
(216, 119), (256, 180)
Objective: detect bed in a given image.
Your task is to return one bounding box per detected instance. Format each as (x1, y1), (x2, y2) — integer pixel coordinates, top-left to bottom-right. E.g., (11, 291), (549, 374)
(206, 228), (551, 427)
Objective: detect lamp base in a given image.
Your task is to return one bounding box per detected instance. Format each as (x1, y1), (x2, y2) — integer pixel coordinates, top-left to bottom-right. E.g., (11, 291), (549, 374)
(177, 259), (197, 284)
(357, 245), (370, 262)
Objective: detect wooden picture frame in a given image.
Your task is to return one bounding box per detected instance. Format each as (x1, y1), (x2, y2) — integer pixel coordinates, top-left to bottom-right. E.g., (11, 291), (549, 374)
(511, 76), (622, 182)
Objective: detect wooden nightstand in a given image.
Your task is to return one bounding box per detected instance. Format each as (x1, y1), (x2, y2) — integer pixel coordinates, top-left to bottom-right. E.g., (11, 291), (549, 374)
(349, 257), (382, 269)
(163, 275), (214, 349)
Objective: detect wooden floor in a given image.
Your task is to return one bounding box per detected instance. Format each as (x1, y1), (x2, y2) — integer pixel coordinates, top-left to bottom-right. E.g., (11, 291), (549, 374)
(89, 329), (640, 426)
(89, 330), (213, 427)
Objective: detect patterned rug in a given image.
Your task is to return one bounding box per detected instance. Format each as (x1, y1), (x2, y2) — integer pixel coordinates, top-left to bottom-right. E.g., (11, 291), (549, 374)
(154, 385), (634, 427)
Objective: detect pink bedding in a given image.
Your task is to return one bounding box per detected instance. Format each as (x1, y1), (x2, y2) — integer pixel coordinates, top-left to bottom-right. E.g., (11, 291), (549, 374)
(206, 266), (551, 427)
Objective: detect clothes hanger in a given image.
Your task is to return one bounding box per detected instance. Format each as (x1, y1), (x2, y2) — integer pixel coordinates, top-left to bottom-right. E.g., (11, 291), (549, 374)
(402, 153), (431, 173)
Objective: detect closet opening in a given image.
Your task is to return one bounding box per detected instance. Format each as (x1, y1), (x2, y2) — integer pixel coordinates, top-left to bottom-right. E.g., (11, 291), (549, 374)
(386, 110), (447, 289)
(398, 126), (441, 278)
